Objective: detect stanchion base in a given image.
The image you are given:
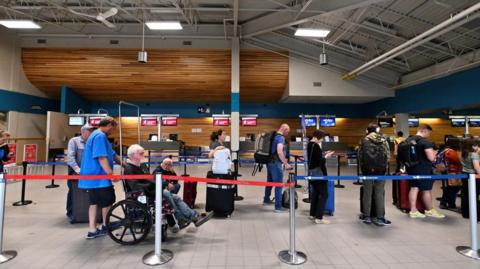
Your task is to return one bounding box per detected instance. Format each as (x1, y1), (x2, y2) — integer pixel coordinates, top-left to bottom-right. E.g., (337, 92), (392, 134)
(294, 184), (302, 189)
(12, 200), (32, 206)
(456, 246), (480, 260)
(0, 250), (17, 264)
(278, 250), (307, 265)
(181, 174), (190, 177)
(353, 182), (363, 185)
(302, 198), (311, 203)
(234, 196), (244, 201)
(45, 184), (60, 189)
(335, 184), (345, 188)
(142, 249), (174, 266)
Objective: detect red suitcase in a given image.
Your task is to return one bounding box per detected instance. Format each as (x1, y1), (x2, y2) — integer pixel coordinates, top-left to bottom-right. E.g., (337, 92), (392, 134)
(396, 180), (425, 213)
(183, 182), (197, 209)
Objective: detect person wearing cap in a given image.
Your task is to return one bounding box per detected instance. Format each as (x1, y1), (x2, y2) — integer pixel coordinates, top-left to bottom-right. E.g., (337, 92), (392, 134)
(66, 123), (95, 223)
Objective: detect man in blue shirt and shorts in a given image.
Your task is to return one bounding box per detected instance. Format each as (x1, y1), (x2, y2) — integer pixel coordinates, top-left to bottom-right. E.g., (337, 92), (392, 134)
(79, 117), (122, 239)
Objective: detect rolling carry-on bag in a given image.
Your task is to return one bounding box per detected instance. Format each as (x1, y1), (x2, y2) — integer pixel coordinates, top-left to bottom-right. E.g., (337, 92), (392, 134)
(183, 181), (197, 209)
(397, 180), (425, 213)
(324, 180), (335, 215)
(70, 180), (101, 223)
(205, 171), (235, 217)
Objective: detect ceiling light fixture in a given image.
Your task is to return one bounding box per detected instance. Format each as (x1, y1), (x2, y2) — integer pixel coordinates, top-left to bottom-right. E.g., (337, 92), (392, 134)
(295, 28), (330, 38)
(0, 20), (41, 29)
(146, 21), (183, 30)
(319, 42), (328, 65)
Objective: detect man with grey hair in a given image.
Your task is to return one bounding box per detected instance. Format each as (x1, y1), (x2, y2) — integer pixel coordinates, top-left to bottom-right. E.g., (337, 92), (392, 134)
(66, 123), (94, 223)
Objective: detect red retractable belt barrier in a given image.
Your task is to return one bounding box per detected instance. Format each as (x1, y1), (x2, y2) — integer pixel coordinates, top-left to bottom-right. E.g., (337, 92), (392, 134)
(3, 174), (293, 188)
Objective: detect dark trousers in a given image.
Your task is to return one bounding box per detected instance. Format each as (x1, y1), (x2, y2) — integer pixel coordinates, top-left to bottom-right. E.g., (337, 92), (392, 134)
(310, 181), (328, 219)
(66, 170), (76, 218)
(461, 179), (480, 221)
(362, 179), (386, 219)
(309, 167), (328, 219)
(441, 185), (461, 208)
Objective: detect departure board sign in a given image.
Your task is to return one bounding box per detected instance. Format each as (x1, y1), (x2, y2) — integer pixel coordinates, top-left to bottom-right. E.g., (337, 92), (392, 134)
(213, 118), (230, 126)
(141, 117), (158, 126)
(161, 117), (178, 126)
(241, 117), (257, 126)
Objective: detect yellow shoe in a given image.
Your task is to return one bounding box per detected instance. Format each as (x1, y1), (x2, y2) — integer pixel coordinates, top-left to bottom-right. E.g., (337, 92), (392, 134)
(425, 208), (445, 219)
(409, 211), (426, 219)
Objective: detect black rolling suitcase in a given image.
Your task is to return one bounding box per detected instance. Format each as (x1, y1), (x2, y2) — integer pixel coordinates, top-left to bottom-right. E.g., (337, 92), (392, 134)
(70, 180), (92, 223)
(205, 171), (235, 217)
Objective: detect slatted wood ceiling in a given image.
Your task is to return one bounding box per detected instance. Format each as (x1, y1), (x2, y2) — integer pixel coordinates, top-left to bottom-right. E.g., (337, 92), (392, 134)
(21, 48), (288, 102)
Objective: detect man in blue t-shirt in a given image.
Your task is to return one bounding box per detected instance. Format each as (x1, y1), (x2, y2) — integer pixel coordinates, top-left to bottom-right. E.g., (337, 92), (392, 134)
(79, 117), (122, 239)
(263, 124), (292, 212)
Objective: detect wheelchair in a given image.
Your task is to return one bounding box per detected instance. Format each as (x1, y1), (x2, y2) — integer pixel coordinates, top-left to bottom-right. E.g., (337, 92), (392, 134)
(105, 180), (189, 245)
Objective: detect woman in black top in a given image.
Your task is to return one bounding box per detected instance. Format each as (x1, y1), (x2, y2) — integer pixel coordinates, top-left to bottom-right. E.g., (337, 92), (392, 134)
(307, 130), (334, 224)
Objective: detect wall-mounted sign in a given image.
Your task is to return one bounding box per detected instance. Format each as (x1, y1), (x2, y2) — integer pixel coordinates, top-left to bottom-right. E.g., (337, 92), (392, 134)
(213, 118), (230, 126)
(161, 117), (178, 126)
(141, 117), (158, 126)
(320, 117), (336, 127)
(23, 144), (37, 162)
(88, 117), (102, 126)
(68, 116), (85, 126)
(241, 117), (257, 126)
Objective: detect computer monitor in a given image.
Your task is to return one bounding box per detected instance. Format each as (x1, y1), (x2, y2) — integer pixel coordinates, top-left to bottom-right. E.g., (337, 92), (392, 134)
(451, 118), (465, 127)
(148, 134), (158, 141)
(169, 134), (178, 141)
(320, 117), (336, 127)
(69, 116), (85, 126)
(378, 117), (394, 128)
(303, 117), (317, 127)
(408, 118), (419, 128)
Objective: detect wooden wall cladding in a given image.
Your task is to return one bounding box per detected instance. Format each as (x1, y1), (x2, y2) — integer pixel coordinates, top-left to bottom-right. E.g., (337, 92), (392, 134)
(21, 48), (288, 102)
(111, 117), (480, 149)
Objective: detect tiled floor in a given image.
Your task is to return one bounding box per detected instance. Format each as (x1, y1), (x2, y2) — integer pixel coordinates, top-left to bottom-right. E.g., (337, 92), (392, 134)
(1, 164), (479, 269)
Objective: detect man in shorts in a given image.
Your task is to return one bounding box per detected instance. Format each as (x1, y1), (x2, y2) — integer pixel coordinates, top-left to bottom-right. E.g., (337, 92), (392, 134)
(79, 117), (122, 239)
(406, 124), (445, 219)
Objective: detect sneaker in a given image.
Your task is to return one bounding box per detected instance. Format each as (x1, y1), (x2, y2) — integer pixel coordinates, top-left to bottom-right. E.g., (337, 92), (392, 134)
(373, 218), (392, 226)
(97, 225), (108, 237)
(425, 208), (445, 219)
(194, 211), (214, 227)
(85, 230), (100, 239)
(308, 216), (315, 220)
(439, 204), (448, 210)
(409, 211), (426, 219)
(314, 218), (330, 224)
(169, 224), (180, 233)
(263, 199), (274, 206)
(362, 217), (372, 224)
(274, 208), (289, 213)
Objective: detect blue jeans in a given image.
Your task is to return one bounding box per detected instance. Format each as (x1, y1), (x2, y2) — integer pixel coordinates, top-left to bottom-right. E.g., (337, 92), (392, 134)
(163, 190), (197, 222)
(264, 161), (283, 209)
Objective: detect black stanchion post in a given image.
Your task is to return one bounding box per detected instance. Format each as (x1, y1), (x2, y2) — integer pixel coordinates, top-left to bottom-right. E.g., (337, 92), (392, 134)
(334, 155), (345, 188)
(181, 156), (189, 177)
(456, 173), (480, 260)
(12, 162), (32, 206)
(294, 156), (302, 189)
(353, 154), (362, 185)
(45, 158), (59, 189)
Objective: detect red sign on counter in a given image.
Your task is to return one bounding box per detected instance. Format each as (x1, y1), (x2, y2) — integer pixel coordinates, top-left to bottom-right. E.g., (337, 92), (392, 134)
(161, 117), (178, 126)
(241, 118), (257, 126)
(88, 117), (102, 126)
(141, 117), (158, 126)
(23, 144), (37, 162)
(4, 144), (16, 165)
(213, 118), (230, 126)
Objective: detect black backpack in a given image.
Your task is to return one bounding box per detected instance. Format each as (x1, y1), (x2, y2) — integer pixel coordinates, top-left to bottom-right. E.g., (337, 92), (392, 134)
(397, 136), (422, 168)
(282, 189), (298, 209)
(359, 136), (388, 175)
(254, 131), (279, 164)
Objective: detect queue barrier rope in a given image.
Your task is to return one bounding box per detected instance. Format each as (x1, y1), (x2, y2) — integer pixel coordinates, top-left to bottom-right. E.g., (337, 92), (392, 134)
(297, 174), (472, 181)
(3, 174), (293, 188)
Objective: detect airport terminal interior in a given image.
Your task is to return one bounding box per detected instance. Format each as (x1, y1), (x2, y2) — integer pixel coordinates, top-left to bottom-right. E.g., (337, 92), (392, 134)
(1, 0), (480, 268)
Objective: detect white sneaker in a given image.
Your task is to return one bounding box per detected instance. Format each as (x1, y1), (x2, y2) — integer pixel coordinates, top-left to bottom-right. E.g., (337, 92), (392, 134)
(425, 208), (445, 219)
(314, 218), (330, 224)
(169, 224), (180, 233)
(308, 216), (315, 220)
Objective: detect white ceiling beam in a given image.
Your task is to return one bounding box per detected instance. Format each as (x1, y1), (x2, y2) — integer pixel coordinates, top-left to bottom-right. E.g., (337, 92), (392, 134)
(241, 0), (387, 38)
(398, 48), (480, 89)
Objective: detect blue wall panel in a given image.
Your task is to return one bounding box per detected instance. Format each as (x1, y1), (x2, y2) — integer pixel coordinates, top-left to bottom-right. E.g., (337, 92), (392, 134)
(0, 89), (59, 114)
(60, 86), (91, 114)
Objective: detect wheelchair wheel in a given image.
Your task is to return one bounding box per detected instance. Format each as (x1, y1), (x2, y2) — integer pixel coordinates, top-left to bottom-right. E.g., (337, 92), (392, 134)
(106, 199), (152, 245)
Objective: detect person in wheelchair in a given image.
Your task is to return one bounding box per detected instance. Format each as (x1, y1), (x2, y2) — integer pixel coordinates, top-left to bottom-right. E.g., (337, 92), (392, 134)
(123, 145), (213, 232)
(152, 158), (181, 194)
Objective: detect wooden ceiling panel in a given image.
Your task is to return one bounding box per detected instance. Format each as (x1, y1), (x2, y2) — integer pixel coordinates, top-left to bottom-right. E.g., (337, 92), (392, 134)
(22, 48), (288, 102)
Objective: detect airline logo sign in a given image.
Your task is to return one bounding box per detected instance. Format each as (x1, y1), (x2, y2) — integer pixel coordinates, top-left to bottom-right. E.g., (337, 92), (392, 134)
(23, 144), (37, 162)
